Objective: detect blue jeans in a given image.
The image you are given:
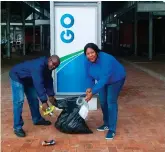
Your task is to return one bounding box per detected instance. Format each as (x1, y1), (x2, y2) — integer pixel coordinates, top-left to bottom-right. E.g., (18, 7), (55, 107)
(99, 78), (125, 132)
(10, 79), (44, 130)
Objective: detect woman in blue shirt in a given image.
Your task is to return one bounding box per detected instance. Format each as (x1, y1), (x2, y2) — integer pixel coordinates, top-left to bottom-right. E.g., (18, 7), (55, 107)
(84, 43), (126, 140)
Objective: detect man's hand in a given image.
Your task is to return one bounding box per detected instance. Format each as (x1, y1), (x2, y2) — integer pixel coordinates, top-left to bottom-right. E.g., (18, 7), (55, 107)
(85, 91), (93, 102)
(48, 96), (56, 105)
(42, 102), (49, 112)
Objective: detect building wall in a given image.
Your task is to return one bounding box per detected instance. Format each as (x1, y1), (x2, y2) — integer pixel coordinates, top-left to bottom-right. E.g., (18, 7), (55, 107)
(119, 23), (133, 45)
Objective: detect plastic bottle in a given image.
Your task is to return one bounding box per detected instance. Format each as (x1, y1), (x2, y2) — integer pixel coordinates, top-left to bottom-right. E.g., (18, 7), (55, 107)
(76, 96), (89, 119)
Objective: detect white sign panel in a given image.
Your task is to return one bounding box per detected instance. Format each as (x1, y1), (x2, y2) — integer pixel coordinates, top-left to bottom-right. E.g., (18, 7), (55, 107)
(54, 4), (98, 94)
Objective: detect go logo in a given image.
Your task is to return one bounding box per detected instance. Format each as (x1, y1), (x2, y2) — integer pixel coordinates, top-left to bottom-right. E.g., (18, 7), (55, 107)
(60, 14), (74, 43)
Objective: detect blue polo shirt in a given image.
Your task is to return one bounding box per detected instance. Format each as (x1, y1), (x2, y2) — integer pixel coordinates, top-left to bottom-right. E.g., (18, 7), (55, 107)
(9, 57), (55, 103)
(84, 52), (126, 94)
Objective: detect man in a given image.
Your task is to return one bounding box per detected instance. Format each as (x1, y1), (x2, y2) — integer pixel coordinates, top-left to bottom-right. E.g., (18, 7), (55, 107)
(9, 55), (60, 137)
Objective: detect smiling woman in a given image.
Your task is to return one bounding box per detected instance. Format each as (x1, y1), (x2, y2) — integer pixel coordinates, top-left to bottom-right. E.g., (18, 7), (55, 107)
(83, 42), (126, 140)
(84, 43), (100, 63)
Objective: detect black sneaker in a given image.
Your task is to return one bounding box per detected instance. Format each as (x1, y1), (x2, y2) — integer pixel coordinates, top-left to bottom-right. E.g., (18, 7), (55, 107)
(14, 129), (26, 137)
(34, 119), (52, 126)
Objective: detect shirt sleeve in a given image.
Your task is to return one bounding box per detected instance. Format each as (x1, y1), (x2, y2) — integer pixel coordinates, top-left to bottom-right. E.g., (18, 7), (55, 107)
(91, 60), (113, 95)
(84, 56), (95, 88)
(44, 70), (55, 97)
(31, 68), (48, 103)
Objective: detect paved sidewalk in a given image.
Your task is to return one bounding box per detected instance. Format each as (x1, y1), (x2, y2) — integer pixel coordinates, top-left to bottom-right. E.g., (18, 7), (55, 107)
(120, 55), (165, 81)
(1, 63), (165, 152)
(120, 58), (165, 83)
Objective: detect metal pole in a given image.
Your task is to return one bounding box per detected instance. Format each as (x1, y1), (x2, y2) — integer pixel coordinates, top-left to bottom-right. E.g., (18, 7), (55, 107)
(149, 12), (153, 60)
(42, 8), (44, 52)
(33, 8), (35, 51)
(40, 7), (44, 52)
(111, 28), (115, 51)
(50, 1), (55, 56)
(5, 28), (6, 42)
(117, 18), (120, 54)
(6, 2), (10, 58)
(43, 26), (45, 51)
(40, 25), (43, 51)
(13, 26), (16, 42)
(22, 4), (26, 55)
(98, 1), (102, 49)
(134, 5), (137, 56)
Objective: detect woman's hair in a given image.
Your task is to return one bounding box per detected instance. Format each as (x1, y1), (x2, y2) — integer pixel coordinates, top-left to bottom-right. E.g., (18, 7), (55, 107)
(84, 43), (100, 55)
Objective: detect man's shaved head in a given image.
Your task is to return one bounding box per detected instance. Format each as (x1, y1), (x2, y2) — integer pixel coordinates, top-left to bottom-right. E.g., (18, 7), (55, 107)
(51, 55), (60, 64)
(48, 55), (60, 70)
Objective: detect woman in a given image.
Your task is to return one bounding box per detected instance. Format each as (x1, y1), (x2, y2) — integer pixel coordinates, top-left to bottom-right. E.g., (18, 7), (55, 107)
(84, 43), (126, 140)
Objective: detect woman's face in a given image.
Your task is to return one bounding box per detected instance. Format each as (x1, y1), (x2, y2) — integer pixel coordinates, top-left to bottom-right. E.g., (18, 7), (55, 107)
(86, 48), (97, 62)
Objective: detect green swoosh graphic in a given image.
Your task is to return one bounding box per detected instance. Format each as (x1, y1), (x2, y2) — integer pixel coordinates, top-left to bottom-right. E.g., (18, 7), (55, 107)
(60, 50), (83, 62)
(57, 52), (83, 73)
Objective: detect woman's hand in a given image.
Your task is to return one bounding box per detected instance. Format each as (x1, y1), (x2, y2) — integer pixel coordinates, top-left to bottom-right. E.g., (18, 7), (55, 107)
(85, 91), (93, 102)
(86, 88), (92, 93)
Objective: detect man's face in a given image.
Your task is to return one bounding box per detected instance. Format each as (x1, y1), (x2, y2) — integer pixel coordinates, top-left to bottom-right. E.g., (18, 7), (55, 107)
(48, 57), (60, 70)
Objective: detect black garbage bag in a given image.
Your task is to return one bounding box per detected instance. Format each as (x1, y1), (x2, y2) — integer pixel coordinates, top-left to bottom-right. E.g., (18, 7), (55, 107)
(54, 97), (92, 134)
